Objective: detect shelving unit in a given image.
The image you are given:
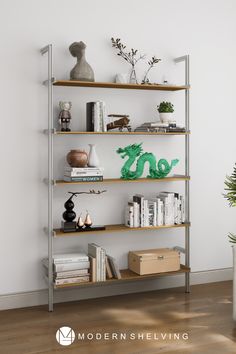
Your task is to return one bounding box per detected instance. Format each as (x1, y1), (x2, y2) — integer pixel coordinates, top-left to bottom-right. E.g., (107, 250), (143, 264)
(41, 44), (190, 311)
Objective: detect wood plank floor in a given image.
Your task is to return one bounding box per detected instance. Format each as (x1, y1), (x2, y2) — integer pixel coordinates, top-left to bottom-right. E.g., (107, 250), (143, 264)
(0, 281), (236, 354)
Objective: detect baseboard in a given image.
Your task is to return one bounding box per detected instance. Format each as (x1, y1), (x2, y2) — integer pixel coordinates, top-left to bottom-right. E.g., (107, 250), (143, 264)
(0, 267), (233, 311)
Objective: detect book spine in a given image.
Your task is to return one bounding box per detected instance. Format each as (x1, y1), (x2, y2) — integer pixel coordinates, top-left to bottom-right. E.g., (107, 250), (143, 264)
(54, 276), (90, 285)
(63, 176), (103, 182)
(64, 167), (103, 172)
(55, 269), (89, 278)
(100, 248), (105, 281)
(94, 102), (100, 132)
(125, 205), (134, 227)
(152, 201), (157, 227)
(133, 202), (140, 227)
(101, 102), (107, 132)
(54, 261), (90, 272)
(143, 199), (148, 227)
(180, 196), (185, 223)
(54, 257), (89, 264)
(64, 171), (103, 177)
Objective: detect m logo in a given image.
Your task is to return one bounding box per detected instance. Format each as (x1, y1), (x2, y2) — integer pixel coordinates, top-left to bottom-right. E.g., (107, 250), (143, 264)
(56, 326), (75, 346)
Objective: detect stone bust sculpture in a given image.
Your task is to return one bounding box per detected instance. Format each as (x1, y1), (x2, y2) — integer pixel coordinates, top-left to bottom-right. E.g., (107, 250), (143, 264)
(69, 41), (95, 82)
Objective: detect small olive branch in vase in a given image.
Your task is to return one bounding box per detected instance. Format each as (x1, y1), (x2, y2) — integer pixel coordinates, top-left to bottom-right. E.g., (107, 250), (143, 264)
(224, 163), (236, 243)
(111, 37), (146, 83)
(142, 56), (162, 84)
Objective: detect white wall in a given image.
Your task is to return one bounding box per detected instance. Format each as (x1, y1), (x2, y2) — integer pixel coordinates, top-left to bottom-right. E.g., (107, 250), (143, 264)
(1, 0), (236, 298)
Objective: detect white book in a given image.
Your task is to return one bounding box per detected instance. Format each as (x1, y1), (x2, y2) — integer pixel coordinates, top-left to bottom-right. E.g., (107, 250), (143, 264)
(64, 167), (104, 173)
(143, 199), (149, 227)
(53, 253), (89, 264)
(100, 248), (106, 281)
(180, 196), (185, 223)
(88, 243), (101, 281)
(42, 259), (90, 272)
(64, 171), (103, 177)
(133, 201), (140, 228)
(159, 200), (164, 226)
(125, 204), (134, 227)
(159, 192), (175, 225)
(101, 101), (107, 132)
(151, 200), (157, 226)
(133, 194), (144, 227)
(94, 102), (101, 132)
(147, 200), (156, 227)
(54, 275), (90, 285)
(55, 269), (89, 278)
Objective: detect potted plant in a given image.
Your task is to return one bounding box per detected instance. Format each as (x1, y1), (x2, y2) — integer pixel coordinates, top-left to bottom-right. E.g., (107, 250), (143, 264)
(224, 163), (236, 320)
(157, 101), (174, 123)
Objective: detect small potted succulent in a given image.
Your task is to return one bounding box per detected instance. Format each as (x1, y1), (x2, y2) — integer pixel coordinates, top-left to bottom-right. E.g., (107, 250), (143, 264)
(157, 101), (174, 123)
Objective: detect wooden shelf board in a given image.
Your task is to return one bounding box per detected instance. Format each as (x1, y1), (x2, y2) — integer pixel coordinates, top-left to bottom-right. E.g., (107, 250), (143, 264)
(55, 130), (190, 136)
(55, 175), (190, 186)
(54, 223), (190, 237)
(54, 265), (190, 289)
(53, 80), (190, 91)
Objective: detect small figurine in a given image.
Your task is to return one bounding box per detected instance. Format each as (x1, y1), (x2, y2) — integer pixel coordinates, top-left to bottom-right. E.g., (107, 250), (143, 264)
(107, 114), (131, 132)
(116, 143), (179, 180)
(58, 101), (72, 132)
(84, 210), (93, 228)
(77, 213), (84, 229)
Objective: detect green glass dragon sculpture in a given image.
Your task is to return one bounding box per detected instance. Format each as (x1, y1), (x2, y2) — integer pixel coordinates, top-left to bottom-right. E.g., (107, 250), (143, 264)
(116, 143), (179, 180)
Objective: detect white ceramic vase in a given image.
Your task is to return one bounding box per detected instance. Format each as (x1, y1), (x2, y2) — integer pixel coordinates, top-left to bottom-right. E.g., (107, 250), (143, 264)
(88, 144), (100, 167)
(159, 112), (173, 123)
(233, 245), (236, 320)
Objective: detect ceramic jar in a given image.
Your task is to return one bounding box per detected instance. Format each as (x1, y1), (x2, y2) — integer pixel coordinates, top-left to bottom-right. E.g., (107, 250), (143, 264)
(66, 150), (88, 167)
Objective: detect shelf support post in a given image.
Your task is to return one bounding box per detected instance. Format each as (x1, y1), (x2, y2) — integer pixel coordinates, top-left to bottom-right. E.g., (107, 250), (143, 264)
(41, 44), (54, 311)
(175, 55), (190, 293)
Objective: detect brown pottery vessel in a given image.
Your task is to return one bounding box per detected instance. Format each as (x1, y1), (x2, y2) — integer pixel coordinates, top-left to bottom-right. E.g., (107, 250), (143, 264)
(67, 149), (88, 167)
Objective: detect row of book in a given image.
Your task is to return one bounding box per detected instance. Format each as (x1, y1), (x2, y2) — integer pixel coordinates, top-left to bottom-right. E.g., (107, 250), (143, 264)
(86, 101), (107, 132)
(42, 247), (121, 286)
(134, 121), (186, 133)
(125, 192), (185, 228)
(88, 243), (121, 281)
(63, 167), (104, 182)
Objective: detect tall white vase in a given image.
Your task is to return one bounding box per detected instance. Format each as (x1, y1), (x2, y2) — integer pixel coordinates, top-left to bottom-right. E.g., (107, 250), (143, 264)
(233, 245), (236, 320)
(88, 144), (100, 167)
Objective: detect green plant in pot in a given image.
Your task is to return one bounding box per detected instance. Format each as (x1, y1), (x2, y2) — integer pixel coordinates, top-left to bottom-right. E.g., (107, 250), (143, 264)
(224, 163), (236, 320)
(157, 101), (174, 123)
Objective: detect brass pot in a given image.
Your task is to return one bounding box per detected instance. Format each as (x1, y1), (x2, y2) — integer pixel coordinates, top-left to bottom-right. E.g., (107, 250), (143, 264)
(66, 149), (88, 167)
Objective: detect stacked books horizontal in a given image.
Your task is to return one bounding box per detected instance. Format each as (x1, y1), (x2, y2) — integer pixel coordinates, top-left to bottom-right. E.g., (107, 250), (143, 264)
(134, 121), (186, 133)
(86, 101), (107, 132)
(42, 252), (90, 286)
(88, 243), (121, 282)
(63, 167), (104, 182)
(125, 192), (185, 228)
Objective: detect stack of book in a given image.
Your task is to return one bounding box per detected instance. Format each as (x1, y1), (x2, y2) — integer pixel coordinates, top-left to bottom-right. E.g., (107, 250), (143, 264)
(43, 252), (90, 286)
(86, 101), (107, 132)
(63, 167), (104, 182)
(125, 192), (185, 228)
(88, 243), (121, 281)
(134, 121), (186, 133)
